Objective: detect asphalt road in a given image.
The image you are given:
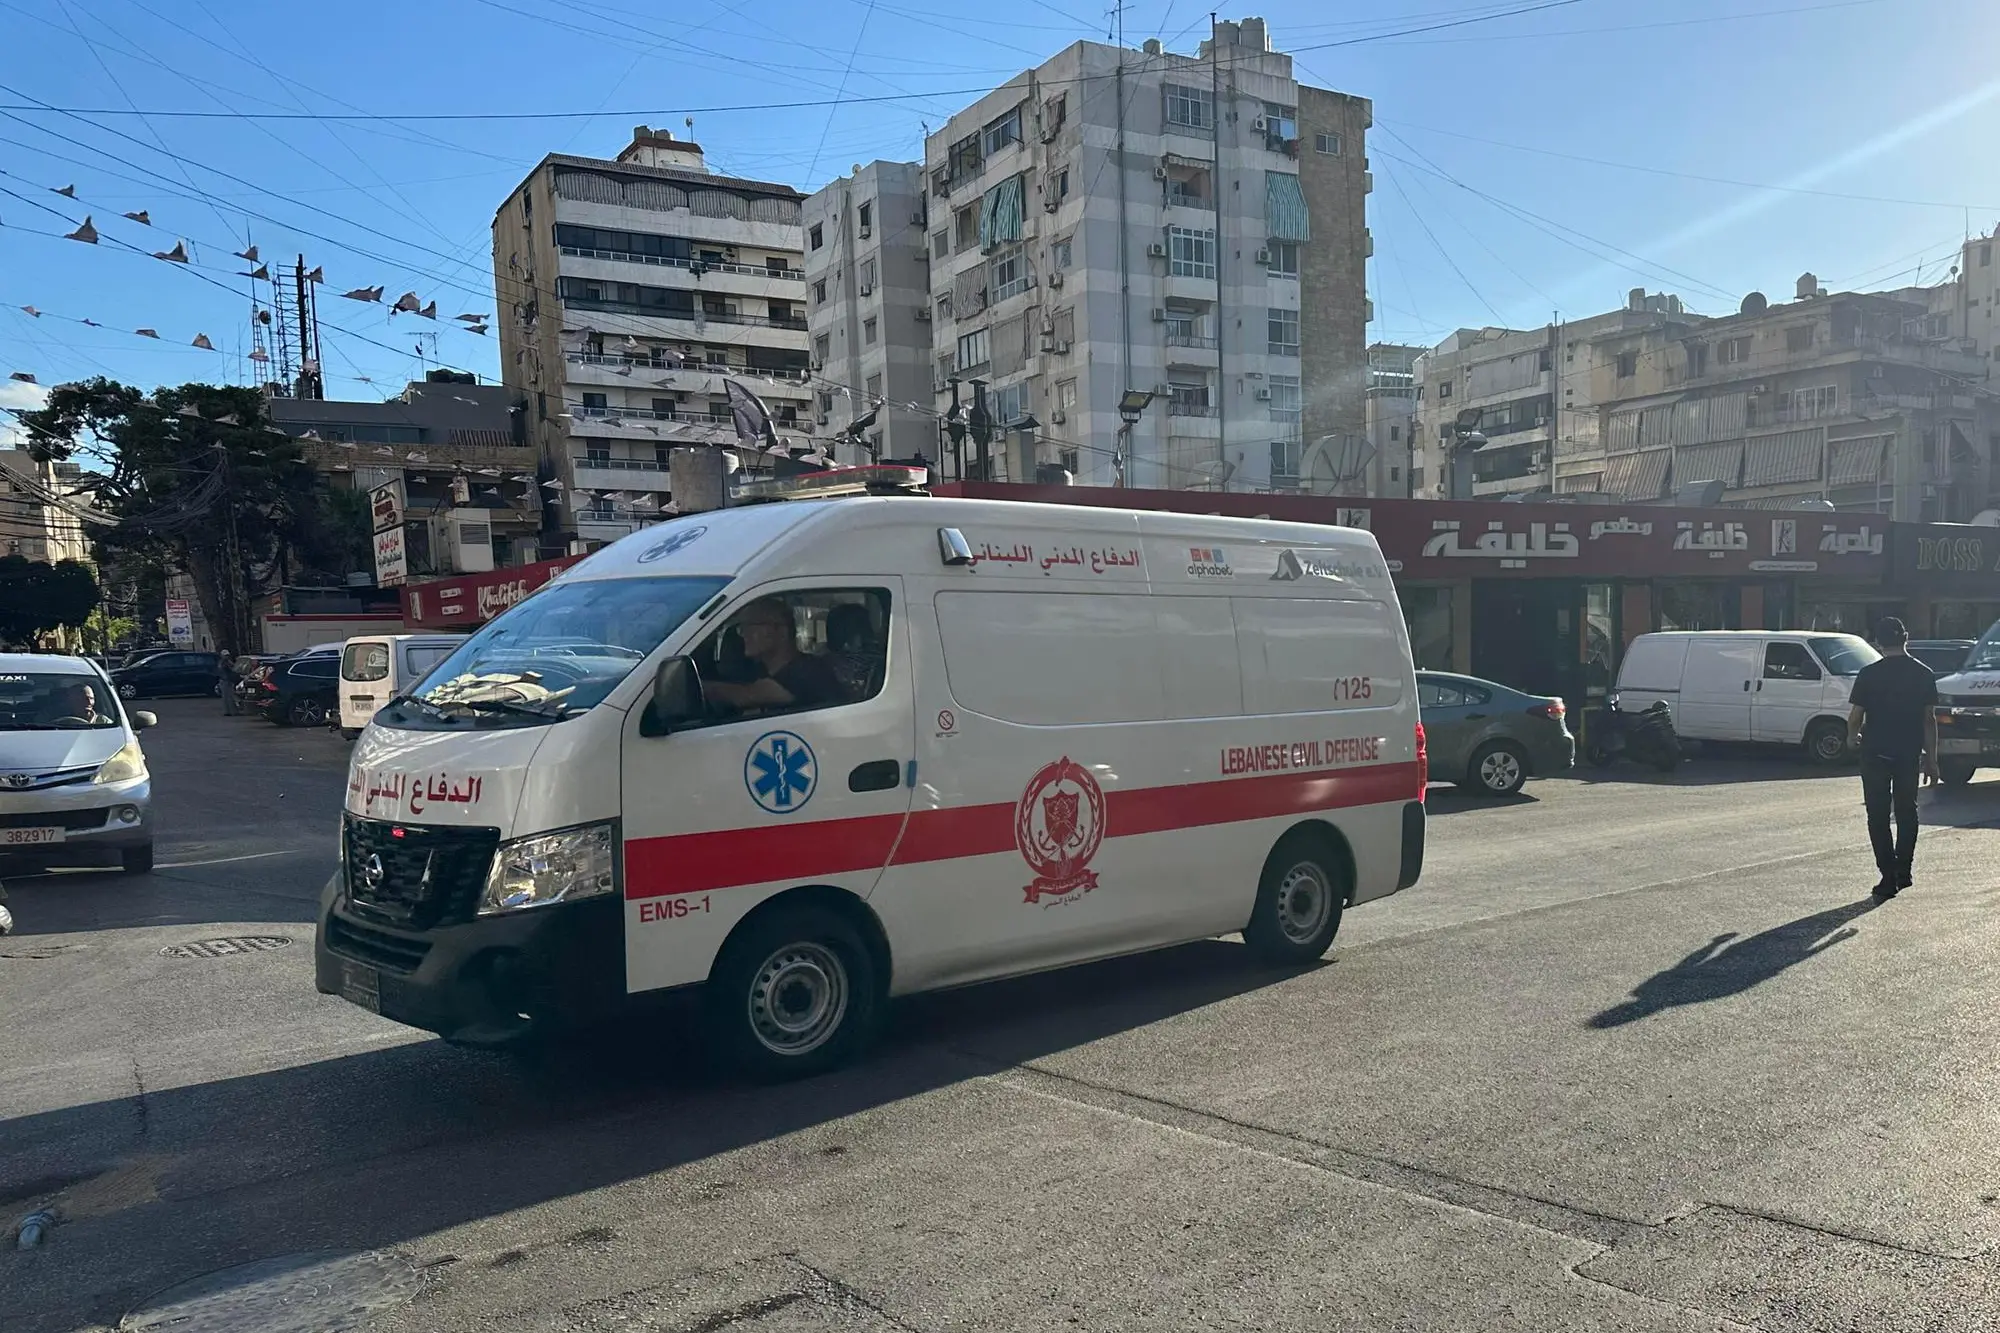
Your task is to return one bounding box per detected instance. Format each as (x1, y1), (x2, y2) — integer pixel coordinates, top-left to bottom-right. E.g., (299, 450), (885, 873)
(5, 702), (2000, 1331)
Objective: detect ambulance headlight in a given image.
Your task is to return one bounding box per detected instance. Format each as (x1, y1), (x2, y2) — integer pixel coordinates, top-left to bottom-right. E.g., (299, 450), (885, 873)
(479, 822), (617, 914)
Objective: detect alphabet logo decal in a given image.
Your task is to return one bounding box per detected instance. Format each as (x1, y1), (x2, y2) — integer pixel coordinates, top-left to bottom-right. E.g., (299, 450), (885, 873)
(745, 730), (816, 814)
(1015, 757), (1106, 905)
(636, 523), (708, 564)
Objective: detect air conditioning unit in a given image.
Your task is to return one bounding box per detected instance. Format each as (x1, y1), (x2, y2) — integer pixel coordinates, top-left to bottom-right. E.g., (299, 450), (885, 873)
(1254, 387), (1272, 401)
(859, 225), (872, 238)
(1047, 270), (1064, 288)
(1153, 164), (1169, 180)
(810, 359), (824, 371)
(1051, 410), (1067, 425)
(909, 210), (926, 225)
(1255, 248), (1271, 264)
(1040, 124), (1059, 143)
(816, 412), (830, 425)
(1043, 197), (1060, 213)
(860, 283), (873, 296)
(1151, 308), (1167, 321)
(1252, 116), (1268, 132)
(1868, 365), (1885, 379)
(440, 508), (495, 574)
(1146, 242), (1167, 258)
(914, 307), (931, 322)
(1052, 340), (1070, 354)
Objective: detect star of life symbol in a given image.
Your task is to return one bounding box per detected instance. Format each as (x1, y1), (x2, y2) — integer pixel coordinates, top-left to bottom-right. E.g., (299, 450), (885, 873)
(1015, 756), (1107, 904)
(636, 523), (708, 564)
(745, 730), (816, 814)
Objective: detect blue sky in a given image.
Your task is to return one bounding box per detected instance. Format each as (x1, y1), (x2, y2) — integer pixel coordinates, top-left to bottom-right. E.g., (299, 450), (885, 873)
(2, 0), (1997, 429)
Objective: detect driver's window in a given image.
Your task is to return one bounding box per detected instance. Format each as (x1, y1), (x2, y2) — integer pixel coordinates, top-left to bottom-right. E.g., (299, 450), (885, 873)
(1763, 641), (1821, 682)
(686, 587), (890, 725)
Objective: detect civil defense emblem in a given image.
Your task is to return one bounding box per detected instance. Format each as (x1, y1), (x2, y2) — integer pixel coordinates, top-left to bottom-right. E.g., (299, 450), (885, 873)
(745, 730), (816, 814)
(1014, 756), (1107, 904)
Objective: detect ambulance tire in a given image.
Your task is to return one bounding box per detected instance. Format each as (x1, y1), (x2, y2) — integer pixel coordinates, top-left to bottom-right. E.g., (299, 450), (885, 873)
(707, 904), (882, 1080)
(1243, 830), (1348, 965)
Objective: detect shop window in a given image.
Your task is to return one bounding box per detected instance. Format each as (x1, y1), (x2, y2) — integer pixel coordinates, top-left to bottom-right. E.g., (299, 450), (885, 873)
(1401, 585), (1455, 670)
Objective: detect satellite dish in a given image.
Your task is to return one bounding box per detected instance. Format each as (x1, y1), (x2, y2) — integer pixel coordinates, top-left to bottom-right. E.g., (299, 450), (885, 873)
(1969, 509), (2000, 527)
(1740, 292), (1769, 316)
(1299, 434), (1375, 496)
(1179, 459), (1235, 492)
(1673, 480), (1725, 507)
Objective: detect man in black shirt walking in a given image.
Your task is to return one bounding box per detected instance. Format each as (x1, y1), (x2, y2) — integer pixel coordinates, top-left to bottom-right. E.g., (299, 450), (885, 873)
(1847, 617), (1939, 899)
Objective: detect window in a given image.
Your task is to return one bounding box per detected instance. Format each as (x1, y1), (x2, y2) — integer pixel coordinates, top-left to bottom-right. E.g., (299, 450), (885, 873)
(1787, 325), (1814, 353)
(813, 334), (830, 363)
(936, 293), (952, 321)
(1314, 133), (1341, 156)
(865, 373), (882, 400)
(954, 205), (978, 251)
(1054, 167), (1070, 200)
(1167, 226), (1216, 278)
(1267, 308), (1300, 357)
(1763, 641), (1822, 682)
(993, 381), (1029, 425)
(1261, 103), (1298, 150)
(651, 397), (676, 419)
(581, 392), (607, 414)
(1051, 306), (1074, 344)
(1267, 241), (1299, 277)
(864, 317), (878, 345)
(818, 391), (834, 412)
(1044, 93), (1067, 134)
(1686, 342), (1708, 377)
(931, 228), (949, 260)
(809, 223), (824, 251)
(342, 643), (390, 683)
(858, 201), (872, 232)
(813, 280), (827, 305)
(1719, 336), (1750, 364)
(1165, 168), (1208, 207)
(1616, 351), (1638, 378)
(1389, 424), (1400, 441)
(1790, 385), (1838, 419)
(936, 352), (956, 385)
(681, 588), (893, 725)
(1051, 236), (1073, 269)
(1437, 381), (1452, 400)
(1271, 438), (1301, 481)
(1268, 373), (1301, 427)
(1980, 243), (1991, 268)
(1168, 377), (1211, 413)
(861, 258), (877, 289)
(983, 106), (1023, 156)
(705, 345), (730, 367)
(1056, 378), (1078, 414)
(957, 327), (991, 374)
(990, 244), (1029, 301)
(1165, 84), (1213, 130)
(1537, 348), (1552, 372)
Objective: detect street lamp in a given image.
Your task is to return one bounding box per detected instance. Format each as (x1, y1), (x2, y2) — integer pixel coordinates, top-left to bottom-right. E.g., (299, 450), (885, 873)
(1115, 389), (1155, 487)
(1447, 407), (1485, 501)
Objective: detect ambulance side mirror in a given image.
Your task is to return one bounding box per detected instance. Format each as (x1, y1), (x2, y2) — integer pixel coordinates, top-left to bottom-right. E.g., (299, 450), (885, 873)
(641, 656), (704, 737)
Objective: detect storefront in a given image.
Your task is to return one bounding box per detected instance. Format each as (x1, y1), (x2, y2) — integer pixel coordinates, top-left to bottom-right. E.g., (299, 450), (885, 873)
(1890, 523), (2000, 641)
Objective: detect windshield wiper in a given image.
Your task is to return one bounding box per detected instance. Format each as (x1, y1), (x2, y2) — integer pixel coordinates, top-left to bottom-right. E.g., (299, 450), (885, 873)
(433, 696), (568, 720)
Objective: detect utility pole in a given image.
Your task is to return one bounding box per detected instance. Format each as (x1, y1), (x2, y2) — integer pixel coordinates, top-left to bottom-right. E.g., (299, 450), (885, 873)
(1210, 12), (1227, 490)
(969, 381), (994, 481)
(295, 256), (324, 401)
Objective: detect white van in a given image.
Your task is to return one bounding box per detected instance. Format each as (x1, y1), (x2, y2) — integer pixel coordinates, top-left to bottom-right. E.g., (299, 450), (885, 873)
(337, 634), (464, 738)
(1615, 630), (1881, 763)
(315, 481), (1428, 1076)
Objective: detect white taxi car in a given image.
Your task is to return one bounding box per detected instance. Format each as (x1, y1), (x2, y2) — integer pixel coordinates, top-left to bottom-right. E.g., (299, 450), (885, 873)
(0, 653), (158, 874)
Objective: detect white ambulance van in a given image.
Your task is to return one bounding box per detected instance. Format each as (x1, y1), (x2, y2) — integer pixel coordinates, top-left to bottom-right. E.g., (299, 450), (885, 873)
(315, 470), (1428, 1076)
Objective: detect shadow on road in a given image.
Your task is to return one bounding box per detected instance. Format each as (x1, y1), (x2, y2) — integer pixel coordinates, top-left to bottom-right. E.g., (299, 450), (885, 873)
(1586, 898), (1879, 1029)
(0, 937), (1301, 1326)
(1420, 787), (1537, 814)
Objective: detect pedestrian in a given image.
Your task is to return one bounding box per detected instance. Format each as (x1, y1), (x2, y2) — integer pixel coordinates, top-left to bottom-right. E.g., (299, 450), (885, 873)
(218, 649), (241, 716)
(1847, 616), (1939, 899)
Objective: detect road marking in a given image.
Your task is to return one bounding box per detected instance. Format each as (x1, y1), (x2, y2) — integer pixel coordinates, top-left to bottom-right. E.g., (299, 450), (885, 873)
(155, 850), (307, 869)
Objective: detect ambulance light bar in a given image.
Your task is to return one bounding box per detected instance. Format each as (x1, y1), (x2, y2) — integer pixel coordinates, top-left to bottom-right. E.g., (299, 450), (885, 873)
(727, 464), (930, 505)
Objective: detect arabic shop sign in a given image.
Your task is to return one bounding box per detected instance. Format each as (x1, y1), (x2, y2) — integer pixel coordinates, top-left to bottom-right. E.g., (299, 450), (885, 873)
(400, 555), (583, 628)
(1893, 523), (2000, 592)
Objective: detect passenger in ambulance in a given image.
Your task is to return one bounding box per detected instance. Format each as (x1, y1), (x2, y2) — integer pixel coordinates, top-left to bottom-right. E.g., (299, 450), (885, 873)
(703, 598), (847, 716)
(826, 602), (883, 702)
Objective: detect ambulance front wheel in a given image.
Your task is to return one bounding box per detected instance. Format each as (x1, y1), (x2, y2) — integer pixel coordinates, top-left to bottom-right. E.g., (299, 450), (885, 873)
(1244, 830), (1349, 965)
(708, 905), (883, 1080)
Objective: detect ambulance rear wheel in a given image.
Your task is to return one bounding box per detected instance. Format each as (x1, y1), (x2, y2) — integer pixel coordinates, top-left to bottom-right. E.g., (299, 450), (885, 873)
(1244, 831), (1348, 965)
(708, 905), (881, 1080)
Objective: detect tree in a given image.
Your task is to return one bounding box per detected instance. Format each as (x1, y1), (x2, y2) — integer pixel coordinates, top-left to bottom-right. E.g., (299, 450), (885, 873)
(21, 379), (320, 653)
(0, 556), (99, 645)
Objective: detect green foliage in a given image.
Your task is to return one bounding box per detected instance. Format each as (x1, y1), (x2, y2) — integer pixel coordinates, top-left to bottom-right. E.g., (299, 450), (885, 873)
(0, 556), (99, 644)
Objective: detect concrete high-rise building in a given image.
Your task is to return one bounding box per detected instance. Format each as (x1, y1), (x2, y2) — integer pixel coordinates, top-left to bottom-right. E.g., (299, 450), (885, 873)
(0, 449), (88, 565)
(494, 127), (813, 549)
(1362, 343), (1421, 498)
(919, 18), (1371, 491)
(802, 162), (935, 461)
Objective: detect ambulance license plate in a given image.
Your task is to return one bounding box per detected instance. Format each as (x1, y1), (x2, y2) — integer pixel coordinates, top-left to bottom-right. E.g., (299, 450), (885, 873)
(339, 960), (381, 1012)
(0, 827), (62, 846)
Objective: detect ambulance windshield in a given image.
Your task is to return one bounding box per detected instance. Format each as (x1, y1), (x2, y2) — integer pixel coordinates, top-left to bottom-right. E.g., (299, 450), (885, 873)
(382, 575), (728, 728)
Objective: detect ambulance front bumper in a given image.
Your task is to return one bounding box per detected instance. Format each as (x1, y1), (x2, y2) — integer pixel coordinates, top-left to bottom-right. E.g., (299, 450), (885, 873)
(315, 869), (627, 1045)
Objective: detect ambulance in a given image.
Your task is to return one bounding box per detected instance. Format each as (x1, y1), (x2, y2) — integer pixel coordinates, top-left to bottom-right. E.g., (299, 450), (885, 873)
(315, 467), (1428, 1077)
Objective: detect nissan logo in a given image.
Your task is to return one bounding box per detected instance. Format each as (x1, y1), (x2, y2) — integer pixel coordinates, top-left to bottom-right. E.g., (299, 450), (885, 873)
(359, 853), (385, 890)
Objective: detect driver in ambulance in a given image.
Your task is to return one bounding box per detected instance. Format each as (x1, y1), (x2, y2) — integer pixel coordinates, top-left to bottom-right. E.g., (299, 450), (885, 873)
(703, 598), (846, 716)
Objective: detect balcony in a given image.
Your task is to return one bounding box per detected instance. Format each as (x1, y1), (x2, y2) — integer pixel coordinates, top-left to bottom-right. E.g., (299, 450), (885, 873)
(559, 296), (809, 333)
(559, 246), (802, 282)
(1169, 400), (1218, 419)
(569, 409), (806, 442)
(573, 453), (673, 492)
(1165, 332), (1218, 351)
(564, 354), (813, 395)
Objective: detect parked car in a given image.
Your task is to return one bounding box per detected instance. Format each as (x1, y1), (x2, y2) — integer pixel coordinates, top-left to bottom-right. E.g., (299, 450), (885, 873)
(109, 650), (221, 700)
(1908, 639), (1974, 677)
(0, 653), (158, 875)
(337, 634), (463, 738)
(254, 652), (340, 727)
(1417, 671), (1575, 796)
(1932, 624), (2000, 785)
(1614, 631), (1880, 764)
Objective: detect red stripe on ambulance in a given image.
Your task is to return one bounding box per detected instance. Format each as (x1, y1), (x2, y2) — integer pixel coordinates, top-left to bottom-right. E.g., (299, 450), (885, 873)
(623, 760), (1421, 900)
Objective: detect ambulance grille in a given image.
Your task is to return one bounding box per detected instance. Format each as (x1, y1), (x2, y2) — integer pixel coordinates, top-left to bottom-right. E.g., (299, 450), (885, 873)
(342, 817), (500, 928)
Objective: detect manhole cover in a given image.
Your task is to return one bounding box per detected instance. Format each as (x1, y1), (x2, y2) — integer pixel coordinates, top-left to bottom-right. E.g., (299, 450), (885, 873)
(120, 1250), (418, 1333)
(160, 936), (292, 960)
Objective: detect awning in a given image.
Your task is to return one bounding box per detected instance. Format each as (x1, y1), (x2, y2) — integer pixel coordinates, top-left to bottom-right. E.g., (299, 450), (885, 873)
(1602, 448), (1669, 499)
(1743, 428), (1822, 486)
(1556, 471), (1603, 493)
(1828, 434), (1888, 487)
(978, 175), (1024, 251)
(1265, 171), (1310, 242)
(1675, 440), (1744, 489)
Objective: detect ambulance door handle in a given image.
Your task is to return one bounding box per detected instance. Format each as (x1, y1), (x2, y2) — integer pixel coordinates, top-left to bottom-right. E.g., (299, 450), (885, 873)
(848, 759), (902, 793)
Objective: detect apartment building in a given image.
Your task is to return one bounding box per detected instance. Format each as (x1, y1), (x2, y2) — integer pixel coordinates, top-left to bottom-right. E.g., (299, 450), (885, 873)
(269, 374), (543, 575)
(920, 18), (1370, 491)
(1575, 273), (1998, 522)
(0, 449), (88, 564)
(1361, 343), (1421, 498)
(494, 127), (812, 548)
(802, 162), (934, 460)
(1411, 292), (1706, 499)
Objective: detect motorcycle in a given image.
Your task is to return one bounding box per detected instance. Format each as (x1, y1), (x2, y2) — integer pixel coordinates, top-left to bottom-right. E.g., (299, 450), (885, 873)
(1584, 697), (1681, 773)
